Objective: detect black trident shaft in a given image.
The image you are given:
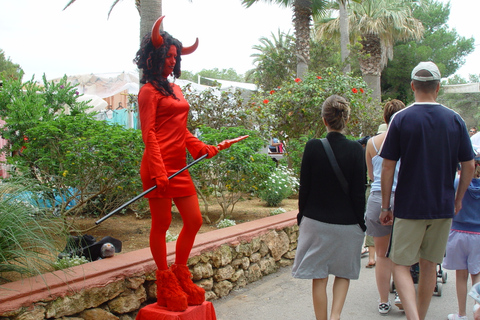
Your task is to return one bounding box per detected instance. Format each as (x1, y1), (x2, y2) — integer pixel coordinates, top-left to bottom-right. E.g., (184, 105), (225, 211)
(95, 153), (208, 225)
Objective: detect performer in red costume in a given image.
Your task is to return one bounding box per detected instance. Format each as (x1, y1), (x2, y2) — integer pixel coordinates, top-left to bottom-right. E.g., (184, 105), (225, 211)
(133, 16), (219, 312)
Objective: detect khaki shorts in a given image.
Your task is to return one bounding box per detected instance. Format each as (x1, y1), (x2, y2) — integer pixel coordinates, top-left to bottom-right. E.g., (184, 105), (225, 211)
(387, 218), (452, 266)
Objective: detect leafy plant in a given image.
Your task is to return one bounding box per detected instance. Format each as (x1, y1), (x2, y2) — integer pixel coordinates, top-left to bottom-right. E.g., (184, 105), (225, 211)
(270, 207), (287, 216)
(53, 255), (89, 270)
(258, 165), (299, 207)
(189, 126), (275, 223)
(166, 231), (179, 243)
(216, 218), (236, 229)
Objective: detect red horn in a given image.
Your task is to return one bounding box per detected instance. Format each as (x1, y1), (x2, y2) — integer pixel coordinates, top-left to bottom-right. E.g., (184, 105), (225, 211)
(181, 38), (199, 55)
(151, 16), (165, 48)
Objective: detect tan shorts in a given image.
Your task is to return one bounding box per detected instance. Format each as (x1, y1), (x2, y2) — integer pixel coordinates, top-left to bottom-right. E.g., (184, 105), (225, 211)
(388, 218), (452, 266)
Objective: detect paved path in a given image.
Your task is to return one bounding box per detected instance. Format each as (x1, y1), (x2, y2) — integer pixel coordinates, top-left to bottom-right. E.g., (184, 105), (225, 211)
(212, 257), (460, 319)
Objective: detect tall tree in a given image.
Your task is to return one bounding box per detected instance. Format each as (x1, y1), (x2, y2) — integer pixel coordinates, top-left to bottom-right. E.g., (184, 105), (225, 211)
(247, 30), (341, 91)
(241, 0), (328, 80)
(316, 0), (424, 101)
(381, 0), (475, 103)
(0, 49), (23, 81)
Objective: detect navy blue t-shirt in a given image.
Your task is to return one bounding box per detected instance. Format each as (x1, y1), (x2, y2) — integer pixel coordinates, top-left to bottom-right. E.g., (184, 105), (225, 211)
(380, 102), (474, 219)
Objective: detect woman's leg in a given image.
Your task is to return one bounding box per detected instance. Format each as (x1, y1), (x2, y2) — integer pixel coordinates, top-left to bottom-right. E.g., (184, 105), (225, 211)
(148, 198), (173, 270)
(173, 195), (203, 265)
(330, 276), (350, 320)
(455, 269), (469, 316)
(374, 234), (393, 303)
(312, 278), (329, 320)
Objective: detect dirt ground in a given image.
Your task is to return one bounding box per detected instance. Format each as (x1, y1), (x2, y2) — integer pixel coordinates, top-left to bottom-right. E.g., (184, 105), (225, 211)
(71, 197), (298, 254)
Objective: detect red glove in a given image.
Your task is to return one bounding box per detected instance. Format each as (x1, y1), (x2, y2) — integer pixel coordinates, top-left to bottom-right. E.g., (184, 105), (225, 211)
(202, 145), (219, 159)
(218, 135), (249, 151)
(155, 175), (169, 193)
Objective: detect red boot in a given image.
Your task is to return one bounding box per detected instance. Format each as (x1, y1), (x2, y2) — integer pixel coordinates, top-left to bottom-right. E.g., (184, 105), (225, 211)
(170, 264), (205, 305)
(155, 269), (188, 312)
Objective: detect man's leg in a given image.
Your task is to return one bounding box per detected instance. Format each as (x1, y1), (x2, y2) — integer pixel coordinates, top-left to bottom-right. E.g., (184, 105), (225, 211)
(417, 258), (438, 320)
(393, 263), (419, 320)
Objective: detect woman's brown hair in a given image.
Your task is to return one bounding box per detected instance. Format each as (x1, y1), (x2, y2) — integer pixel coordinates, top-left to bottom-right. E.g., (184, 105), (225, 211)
(321, 95), (350, 131)
(384, 99), (406, 124)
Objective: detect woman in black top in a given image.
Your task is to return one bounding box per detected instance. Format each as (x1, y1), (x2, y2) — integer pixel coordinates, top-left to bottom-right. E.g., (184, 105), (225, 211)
(292, 95), (366, 320)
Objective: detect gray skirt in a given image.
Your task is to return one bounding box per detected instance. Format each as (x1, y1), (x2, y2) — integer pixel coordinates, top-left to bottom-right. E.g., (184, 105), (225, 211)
(365, 191), (393, 238)
(292, 216), (365, 280)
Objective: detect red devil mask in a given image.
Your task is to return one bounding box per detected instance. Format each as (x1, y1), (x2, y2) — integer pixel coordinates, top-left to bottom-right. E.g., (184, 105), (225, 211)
(151, 16), (199, 55)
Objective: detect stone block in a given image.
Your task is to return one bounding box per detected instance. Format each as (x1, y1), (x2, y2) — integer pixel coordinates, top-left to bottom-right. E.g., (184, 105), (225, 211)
(211, 245), (233, 268)
(213, 280), (233, 298)
(192, 262), (213, 281)
(108, 286), (146, 314)
(45, 281), (124, 318)
(214, 265), (234, 282)
(79, 308), (119, 320)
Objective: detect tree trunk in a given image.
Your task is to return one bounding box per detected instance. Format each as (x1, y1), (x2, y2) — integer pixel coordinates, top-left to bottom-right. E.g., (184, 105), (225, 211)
(137, 0), (162, 128)
(293, 0), (312, 80)
(339, 0), (350, 73)
(359, 33), (383, 101)
(140, 0), (162, 43)
(362, 74), (381, 101)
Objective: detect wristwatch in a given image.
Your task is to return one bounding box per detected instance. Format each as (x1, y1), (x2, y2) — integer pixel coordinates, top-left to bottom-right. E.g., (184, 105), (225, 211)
(381, 206), (392, 212)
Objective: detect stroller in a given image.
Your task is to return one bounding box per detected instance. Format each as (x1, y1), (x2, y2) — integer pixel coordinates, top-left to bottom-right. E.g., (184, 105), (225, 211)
(390, 263), (447, 296)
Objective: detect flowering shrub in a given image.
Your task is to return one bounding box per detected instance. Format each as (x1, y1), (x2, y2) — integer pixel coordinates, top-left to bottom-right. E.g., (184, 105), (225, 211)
(216, 218), (236, 229)
(53, 255), (89, 270)
(270, 207), (287, 216)
(259, 165), (299, 207)
(251, 68), (382, 139)
(166, 231), (179, 243)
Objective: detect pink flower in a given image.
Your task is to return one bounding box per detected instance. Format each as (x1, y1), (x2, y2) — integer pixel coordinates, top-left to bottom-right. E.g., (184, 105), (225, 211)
(352, 88), (358, 93)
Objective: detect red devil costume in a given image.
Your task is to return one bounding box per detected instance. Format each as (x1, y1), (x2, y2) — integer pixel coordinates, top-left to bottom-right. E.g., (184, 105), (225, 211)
(134, 16), (218, 312)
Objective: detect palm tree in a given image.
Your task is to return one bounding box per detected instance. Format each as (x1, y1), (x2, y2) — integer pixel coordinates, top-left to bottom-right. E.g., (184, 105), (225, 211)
(316, 0), (424, 100)
(242, 0), (328, 80)
(64, 0), (162, 43)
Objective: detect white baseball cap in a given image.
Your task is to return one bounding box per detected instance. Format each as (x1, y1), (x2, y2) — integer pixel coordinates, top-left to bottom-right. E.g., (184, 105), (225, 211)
(411, 61), (441, 81)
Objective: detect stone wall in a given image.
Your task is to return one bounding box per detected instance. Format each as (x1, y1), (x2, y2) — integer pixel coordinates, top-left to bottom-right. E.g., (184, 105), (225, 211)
(0, 211), (298, 320)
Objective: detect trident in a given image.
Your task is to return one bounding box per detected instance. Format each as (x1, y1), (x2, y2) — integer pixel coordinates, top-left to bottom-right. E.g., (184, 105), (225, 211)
(95, 135), (249, 225)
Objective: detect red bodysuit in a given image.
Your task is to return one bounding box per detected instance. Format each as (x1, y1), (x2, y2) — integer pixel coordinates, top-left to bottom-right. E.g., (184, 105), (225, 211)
(138, 82), (205, 198)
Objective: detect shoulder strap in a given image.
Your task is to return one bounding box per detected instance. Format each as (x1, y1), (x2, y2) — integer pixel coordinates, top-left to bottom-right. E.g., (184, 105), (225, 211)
(321, 138), (349, 195)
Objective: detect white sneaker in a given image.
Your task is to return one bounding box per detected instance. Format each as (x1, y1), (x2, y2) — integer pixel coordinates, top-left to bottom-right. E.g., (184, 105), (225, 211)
(394, 292), (403, 310)
(447, 313), (467, 320)
(378, 301), (391, 314)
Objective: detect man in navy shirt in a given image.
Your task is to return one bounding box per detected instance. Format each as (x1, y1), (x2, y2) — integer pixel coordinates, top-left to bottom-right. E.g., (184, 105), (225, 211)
(380, 61), (475, 320)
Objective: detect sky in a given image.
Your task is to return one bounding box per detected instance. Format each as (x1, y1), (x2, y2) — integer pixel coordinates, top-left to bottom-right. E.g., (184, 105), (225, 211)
(0, 0), (478, 82)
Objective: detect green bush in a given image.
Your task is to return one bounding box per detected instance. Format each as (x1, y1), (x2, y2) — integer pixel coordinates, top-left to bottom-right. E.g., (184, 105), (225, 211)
(189, 126), (275, 223)
(258, 165), (299, 207)
(0, 75), (145, 229)
(250, 69), (382, 139)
